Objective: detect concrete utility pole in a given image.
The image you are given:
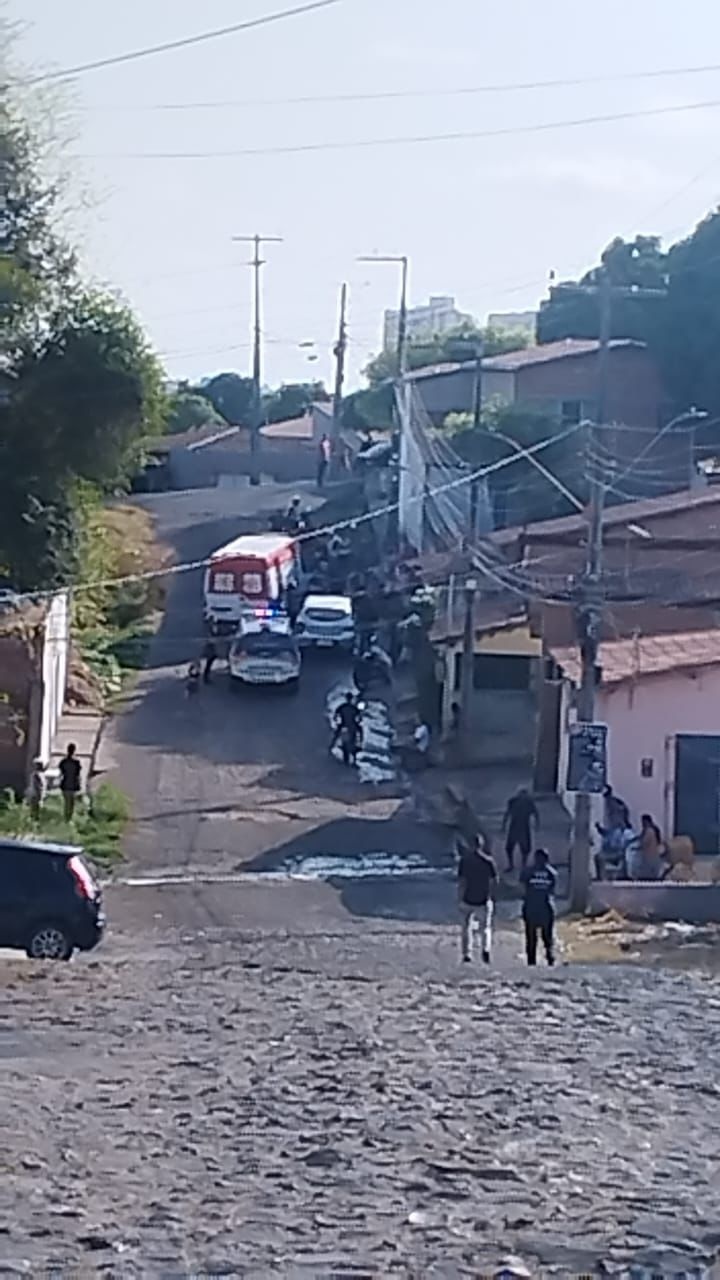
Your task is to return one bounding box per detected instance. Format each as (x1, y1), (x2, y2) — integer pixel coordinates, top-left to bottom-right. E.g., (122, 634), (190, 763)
(556, 267), (667, 911)
(468, 336), (485, 545)
(459, 576), (477, 759)
(331, 282), (348, 473)
(233, 234), (282, 486)
(357, 253), (410, 544)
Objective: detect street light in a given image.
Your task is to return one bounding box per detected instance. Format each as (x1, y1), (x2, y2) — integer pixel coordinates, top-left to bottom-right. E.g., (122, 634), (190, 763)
(356, 254), (409, 376)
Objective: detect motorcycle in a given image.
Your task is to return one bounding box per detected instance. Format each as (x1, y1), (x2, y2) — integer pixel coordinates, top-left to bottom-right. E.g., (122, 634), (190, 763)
(339, 723), (360, 767)
(185, 664), (201, 698)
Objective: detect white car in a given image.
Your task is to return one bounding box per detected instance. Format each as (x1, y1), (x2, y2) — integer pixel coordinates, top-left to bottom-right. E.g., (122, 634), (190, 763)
(228, 612), (301, 688)
(295, 594), (355, 650)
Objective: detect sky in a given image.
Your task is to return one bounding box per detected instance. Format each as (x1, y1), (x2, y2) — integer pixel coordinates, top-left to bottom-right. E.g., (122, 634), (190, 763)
(10, 0), (720, 392)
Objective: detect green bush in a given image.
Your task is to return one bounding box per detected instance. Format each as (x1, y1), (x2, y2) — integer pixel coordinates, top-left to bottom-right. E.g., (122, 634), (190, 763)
(0, 782), (130, 866)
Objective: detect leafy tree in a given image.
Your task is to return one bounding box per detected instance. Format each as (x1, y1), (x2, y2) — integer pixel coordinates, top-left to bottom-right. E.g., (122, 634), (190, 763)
(536, 236), (667, 347)
(262, 380), (329, 423)
(1, 74), (168, 589)
(200, 372), (254, 424)
(447, 401), (585, 527)
(662, 211), (720, 430)
(167, 390), (225, 434)
(363, 323), (529, 389)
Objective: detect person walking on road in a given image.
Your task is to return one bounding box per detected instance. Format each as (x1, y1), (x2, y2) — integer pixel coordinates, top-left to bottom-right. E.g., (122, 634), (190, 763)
(317, 434), (331, 488)
(521, 848), (557, 967)
(58, 743), (82, 822)
(202, 637), (217, 684)
(503, 787), (539, 874)
(457, 833), (498, 964)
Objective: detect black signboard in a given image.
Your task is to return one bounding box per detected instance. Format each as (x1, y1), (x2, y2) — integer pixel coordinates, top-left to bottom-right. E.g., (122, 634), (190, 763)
(566, 721), (608, 794)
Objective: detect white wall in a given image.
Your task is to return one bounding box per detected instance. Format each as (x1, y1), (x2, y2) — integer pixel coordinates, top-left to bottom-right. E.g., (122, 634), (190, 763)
(39, 591), (69, 765)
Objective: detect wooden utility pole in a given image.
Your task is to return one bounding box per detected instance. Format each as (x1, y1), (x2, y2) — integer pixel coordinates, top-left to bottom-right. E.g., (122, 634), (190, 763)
(331, 282), (348, 474)
(233, 233), (282, 486)
(459, 576), (477, 759)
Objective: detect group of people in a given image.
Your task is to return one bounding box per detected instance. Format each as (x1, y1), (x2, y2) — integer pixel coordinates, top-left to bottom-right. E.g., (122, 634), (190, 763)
(595, 784), (666, 881)
(26, 743), (83, 823)
(457, 832), (557, 967)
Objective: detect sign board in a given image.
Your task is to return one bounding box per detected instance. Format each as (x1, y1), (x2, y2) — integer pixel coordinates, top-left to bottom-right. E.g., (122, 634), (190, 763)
(566, 721), (608, 794)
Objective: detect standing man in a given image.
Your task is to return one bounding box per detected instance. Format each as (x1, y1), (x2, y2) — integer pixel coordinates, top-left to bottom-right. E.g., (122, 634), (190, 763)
(317, 433), (331, 488)
(457, 833), (498, 964)
(58, 743), (82, 822)
(502, 787), (539, 874)
(521, 848), (557, 967)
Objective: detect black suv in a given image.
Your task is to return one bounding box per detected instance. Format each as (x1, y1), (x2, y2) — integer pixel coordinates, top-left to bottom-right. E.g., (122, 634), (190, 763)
(0, 838), (105, 960)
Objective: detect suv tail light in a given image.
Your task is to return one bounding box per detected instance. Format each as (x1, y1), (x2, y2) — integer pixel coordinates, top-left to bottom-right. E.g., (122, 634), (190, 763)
(68, 855), (97, 901)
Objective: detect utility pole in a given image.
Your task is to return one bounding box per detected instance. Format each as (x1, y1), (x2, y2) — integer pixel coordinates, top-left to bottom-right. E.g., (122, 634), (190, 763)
(233, 233), (282, 486)
(468, 336), (485, 545)
(564, 267), (666, 910)
(570, 271), (609, 912)
(357, 253), (410, 547)
(459, 576), (477, 759)
(396, 255), (409, 378)
(331, 282), (348, 475)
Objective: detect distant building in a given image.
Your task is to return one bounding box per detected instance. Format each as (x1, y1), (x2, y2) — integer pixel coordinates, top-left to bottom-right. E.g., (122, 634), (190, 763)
(487, 310), (536, 340)
(383, 295), (473, 351)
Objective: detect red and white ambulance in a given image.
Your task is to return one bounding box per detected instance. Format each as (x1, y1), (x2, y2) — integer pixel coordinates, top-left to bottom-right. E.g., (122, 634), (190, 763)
(203, 532), (301, 633)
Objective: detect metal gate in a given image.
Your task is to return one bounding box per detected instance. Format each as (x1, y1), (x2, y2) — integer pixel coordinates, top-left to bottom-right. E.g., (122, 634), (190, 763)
(674, 734), (720, 855)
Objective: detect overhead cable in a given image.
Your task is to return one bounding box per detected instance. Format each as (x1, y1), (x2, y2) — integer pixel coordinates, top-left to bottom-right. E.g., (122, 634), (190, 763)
(16, 0), (345, 86)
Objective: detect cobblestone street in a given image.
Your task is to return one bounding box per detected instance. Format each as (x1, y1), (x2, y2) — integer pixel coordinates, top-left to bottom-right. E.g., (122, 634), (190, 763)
(2, 919), (720, 1277)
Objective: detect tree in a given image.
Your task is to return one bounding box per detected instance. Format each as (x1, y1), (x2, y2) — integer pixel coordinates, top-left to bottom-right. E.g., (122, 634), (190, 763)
(446, 401), (585, 527)
(662, 211), (720, 429)
(1, 74), (168, 590)
(200, 372), (254, 425)
(262, 381), (329, 423)
(167, 390), (225, 435)
(536, 236), (668, 347)
(363, 323), (529, 389)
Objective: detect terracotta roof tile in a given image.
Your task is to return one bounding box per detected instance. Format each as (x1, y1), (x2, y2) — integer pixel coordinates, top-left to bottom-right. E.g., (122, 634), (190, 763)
(550, 628), (720, 687)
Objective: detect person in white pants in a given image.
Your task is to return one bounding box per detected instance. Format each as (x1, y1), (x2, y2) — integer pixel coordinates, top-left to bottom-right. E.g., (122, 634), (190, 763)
(457, 833), (498, 964)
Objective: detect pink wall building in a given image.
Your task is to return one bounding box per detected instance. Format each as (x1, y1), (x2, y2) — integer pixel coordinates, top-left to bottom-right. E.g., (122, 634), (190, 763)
(554, 630), (720, 853)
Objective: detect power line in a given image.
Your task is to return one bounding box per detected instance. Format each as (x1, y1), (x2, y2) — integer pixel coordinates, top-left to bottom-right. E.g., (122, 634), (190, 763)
(74, 96), (720, 161)
(87, 61), (720, 112)
(16, 0), (345, 86)
(10, 423), (583, 604)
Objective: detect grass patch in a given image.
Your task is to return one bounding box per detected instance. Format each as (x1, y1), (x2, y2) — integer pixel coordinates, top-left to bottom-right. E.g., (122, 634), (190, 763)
(75, 498), (169, 699)
(0, 782), (130, 867)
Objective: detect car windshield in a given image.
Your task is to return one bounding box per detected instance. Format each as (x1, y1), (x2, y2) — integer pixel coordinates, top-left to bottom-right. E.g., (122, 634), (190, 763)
(306, 607), (348, 622)
(234, 632), (297, 657)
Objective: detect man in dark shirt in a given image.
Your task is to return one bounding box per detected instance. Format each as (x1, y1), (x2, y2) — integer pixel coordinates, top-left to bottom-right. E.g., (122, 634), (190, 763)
(457, 834), (498, 964)
(503, 787), (539, 874)
(58, 743), (82, 822)
(521, 848), (557, 966)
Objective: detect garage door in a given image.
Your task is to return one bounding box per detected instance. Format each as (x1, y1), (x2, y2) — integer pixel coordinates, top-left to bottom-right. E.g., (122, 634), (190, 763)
(674, 734), (720, 855)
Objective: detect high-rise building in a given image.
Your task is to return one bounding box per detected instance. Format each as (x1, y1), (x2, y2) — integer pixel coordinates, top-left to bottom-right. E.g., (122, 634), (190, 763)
(383, 295), (473, 351)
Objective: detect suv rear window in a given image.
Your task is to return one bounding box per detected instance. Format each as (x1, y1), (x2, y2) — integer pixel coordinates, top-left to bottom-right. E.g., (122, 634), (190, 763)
(0, 845), (65, 890)
(306, 608), (348, 623)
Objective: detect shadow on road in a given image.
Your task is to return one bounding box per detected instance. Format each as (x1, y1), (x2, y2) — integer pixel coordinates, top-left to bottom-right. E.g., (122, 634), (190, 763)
(240, 816), (456, 924)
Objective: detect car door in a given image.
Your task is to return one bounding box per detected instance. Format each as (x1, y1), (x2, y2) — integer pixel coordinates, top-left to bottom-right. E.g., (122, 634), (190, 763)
(0, 844), (34, 947)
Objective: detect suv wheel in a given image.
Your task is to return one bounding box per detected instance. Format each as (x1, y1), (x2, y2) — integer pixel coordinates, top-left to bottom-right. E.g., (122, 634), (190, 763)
(26, 923), (74, 961)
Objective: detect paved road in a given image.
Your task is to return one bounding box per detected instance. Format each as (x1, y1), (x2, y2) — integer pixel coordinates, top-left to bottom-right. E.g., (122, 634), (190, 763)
(104, 487), (447, 888)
